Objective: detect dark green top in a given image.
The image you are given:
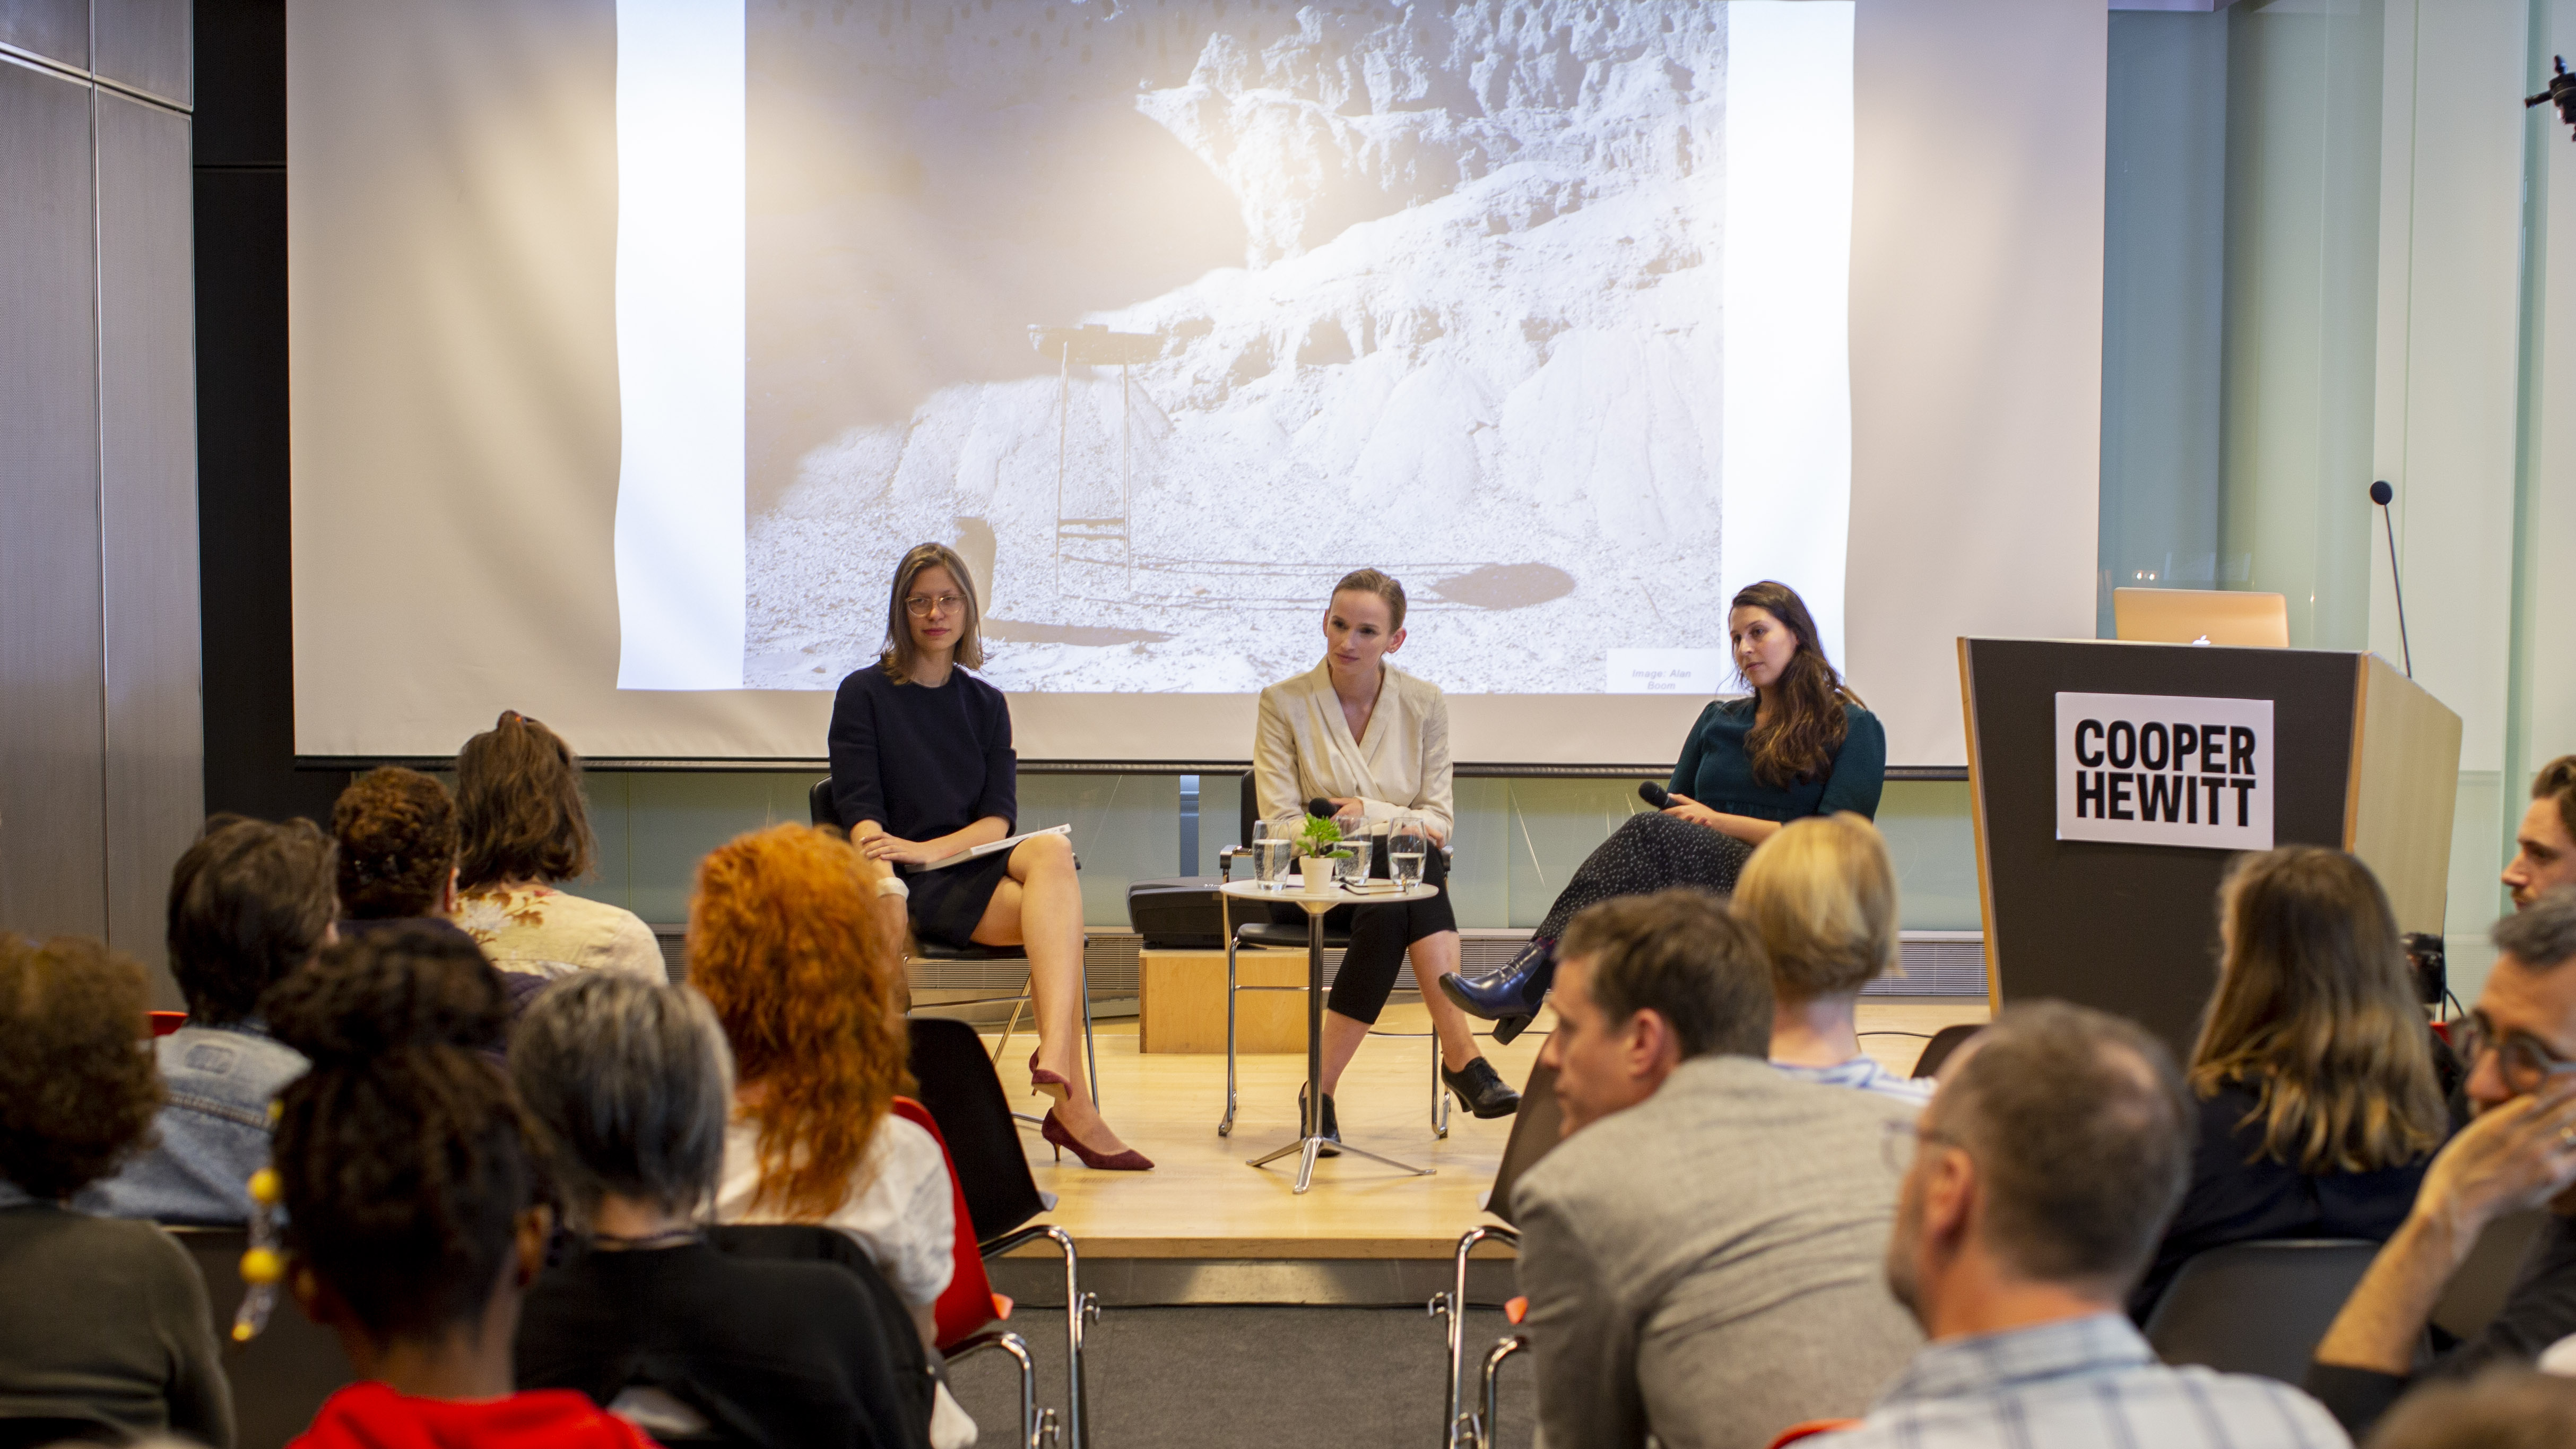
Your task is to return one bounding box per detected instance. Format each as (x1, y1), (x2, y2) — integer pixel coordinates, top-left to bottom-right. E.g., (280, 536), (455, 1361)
(0, 1198), (232, 1447)
(1668, 697), (1886, 822)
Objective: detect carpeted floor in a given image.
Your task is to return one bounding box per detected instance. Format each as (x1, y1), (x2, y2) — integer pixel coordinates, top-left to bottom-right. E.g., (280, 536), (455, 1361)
(942, 1304), (1536, 1449)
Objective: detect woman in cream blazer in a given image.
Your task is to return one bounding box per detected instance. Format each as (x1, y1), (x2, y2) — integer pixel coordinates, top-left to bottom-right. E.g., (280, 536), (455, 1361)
(1253, 570), (1521, 1138)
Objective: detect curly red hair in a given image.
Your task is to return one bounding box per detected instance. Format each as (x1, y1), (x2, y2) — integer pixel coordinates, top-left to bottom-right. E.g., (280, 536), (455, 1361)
(689, 824), (909, 1219)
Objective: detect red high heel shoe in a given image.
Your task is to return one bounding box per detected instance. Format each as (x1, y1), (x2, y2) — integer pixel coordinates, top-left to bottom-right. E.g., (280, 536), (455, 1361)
(1039, 1109), (1153, 1171)
(1028, 1050), (1072, 1105)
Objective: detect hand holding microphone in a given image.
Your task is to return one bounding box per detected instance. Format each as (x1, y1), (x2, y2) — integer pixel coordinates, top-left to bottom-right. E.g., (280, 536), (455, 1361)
(1643, 781), (1724, 832)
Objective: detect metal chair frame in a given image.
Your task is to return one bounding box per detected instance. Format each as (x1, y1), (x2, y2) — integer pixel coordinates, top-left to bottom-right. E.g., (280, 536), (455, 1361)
(948, 1332), (1053, 1449)
(1430, 1224), (1525, 1449)
(1214, 842), (1453, 1140)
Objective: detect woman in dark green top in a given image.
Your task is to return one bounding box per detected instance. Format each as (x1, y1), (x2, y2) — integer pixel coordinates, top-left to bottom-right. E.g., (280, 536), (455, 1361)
(1442, 581), (1885, 1038)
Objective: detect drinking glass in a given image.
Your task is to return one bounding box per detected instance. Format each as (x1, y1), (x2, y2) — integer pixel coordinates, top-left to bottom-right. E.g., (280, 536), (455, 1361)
(1255, 814), (1300, 890)
(1336, 836), (1373, 887)
(1389, 814), (1428, 891)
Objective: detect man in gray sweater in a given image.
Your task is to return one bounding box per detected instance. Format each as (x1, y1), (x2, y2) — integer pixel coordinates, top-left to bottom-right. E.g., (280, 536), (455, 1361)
(1514, 889), (1922, 1449)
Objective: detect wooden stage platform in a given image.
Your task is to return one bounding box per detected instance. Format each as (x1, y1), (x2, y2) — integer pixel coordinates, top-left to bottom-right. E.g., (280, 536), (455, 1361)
(981, 998), (1988, 1267)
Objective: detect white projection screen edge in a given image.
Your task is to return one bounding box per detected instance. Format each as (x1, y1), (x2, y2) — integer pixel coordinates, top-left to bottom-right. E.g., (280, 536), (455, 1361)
(287, 0), (2101, 767)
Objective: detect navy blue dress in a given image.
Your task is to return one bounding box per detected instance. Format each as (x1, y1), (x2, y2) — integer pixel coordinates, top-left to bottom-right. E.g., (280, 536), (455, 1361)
(827, 665), (1019, 948)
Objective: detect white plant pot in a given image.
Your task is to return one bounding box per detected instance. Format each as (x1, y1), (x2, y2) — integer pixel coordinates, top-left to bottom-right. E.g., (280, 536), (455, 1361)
(1299, 857), (1337, 893)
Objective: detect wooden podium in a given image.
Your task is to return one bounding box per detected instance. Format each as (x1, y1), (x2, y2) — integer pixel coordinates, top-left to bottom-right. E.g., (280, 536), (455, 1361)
(1959, 639), (2461, 1056)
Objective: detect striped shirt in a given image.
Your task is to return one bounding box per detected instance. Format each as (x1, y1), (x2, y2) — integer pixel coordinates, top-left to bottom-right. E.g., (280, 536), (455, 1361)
(1815, 1314), (2349, 1449)
(1773, 1055), (1937, 1107)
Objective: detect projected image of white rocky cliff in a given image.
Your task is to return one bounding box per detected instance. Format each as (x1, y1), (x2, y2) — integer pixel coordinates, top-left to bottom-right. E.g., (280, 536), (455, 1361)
(742, 0), (1850, 694)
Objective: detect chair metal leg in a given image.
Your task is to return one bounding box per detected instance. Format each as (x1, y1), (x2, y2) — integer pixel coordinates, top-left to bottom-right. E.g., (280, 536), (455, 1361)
(1432, 1225), (1517, 1447)
(1432, 1030), (1451, 1138)
(982, 1224), (1095, 1449)
(1078, 940), (1099, 1112)
(949, 1330), (1038, 1449)
(1472, 1335), (1529, 1449)
(1220, 928), (1240, 1137)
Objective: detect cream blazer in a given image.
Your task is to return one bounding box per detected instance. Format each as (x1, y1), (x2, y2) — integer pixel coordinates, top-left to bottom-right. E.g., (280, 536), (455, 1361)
(1254, 659), (1454, 839)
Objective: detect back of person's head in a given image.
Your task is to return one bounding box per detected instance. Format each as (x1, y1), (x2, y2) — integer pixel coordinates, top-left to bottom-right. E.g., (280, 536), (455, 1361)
(454, 710), (595, 893)
(1935, 1000), (2191, 1292)
(2364, 1368), (2576, 1448)
(511, 973), (733, 1225)
(689, 824), (908, 1219)
(265, 926), (535, 1341)
(1731, 812), (1901, 1003)
(0, 935), (161, 1201)
(2191, 846), (2445, 1174)
(332, 767), (461, 919)
(2494, 888), (2576, 972)
(1557, 888), (1773, 1059)
(167, 814), (339, 1025)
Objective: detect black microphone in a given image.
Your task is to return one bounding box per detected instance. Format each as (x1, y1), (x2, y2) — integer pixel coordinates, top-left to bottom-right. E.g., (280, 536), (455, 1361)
(1638, 782), (1671, 809)
(2370, 480), (2413, 678)
(1307, 798), (1338, 821)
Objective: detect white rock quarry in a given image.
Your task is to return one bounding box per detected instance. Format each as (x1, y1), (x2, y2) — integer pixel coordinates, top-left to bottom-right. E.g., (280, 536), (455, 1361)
(746, 0), (1744, 695)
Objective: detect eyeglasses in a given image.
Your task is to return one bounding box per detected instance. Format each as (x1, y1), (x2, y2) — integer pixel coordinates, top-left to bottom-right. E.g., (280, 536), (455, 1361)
(904, 593), (967, 618)
(2456, 1012), (2576, 1096)
(1880, 1117), (1956, 1175)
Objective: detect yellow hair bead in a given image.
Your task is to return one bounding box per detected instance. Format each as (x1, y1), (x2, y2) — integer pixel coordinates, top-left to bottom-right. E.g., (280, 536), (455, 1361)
(231, 1321), (254, 1343)
(239, 1247), (284, 1286)
(247, 1168), (281, 1206)
(267, 1100), (283, 1123)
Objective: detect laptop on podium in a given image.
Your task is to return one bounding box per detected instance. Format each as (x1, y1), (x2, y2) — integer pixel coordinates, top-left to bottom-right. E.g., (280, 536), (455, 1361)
(2112, 588), (2290, 649)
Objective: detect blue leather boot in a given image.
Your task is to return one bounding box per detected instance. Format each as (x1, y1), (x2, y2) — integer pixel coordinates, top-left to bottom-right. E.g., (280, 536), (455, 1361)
(1437, 937), (1556, 1045)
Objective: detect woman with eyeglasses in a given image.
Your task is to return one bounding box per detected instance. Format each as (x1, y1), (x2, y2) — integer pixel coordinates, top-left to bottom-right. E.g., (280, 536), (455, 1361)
(825, 543), (1147, 1170)
(2127, 846), (2453, 1322)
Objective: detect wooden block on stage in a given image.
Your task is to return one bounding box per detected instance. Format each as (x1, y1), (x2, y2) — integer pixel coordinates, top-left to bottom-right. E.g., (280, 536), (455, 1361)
(1139, 948), (1309, 1054)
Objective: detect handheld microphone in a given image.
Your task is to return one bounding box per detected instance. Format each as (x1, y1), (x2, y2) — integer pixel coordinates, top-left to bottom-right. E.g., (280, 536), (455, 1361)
(2370, 480), (2413, 678)
(1307, 798), (1338, 821)
(1638, 782), (1671, 809)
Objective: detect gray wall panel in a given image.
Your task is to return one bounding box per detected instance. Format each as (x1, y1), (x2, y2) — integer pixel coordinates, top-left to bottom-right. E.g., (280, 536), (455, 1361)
(0, 0), (88, 70)
(92, 0), (186, 107)
(97, 88), (199, 997)
(0, 56), (108, 943)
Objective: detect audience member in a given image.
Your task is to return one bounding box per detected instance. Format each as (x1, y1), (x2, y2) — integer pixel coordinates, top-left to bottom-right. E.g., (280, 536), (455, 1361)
(264, 930), (650, 1448)
(1514, 889), (1921, 1449)
(2363, 1367), (2576, 1449)
(333, 766), (476, 943)
(86, 815), (334, 1223)
(1732, 813), (1931, 1105)
(450, 710), (663, 980)
(690, 824), (955, 1349)
(0, 933), (232, 1448)
(512, 972), (935, 1449)
(2308, 892), (2576, 1433)
(1820, 1000), (2348, 1448)
(2129, 847), (2448, 1319)
(2505, 756), (2576, 910)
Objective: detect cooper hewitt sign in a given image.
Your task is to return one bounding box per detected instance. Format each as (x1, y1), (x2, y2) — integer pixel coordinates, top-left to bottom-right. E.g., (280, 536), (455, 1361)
(2054, 692), (2274, 850)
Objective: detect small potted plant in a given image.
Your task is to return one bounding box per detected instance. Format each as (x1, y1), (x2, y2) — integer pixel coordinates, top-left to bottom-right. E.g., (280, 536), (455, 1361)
(1298, 813), (1346, 892)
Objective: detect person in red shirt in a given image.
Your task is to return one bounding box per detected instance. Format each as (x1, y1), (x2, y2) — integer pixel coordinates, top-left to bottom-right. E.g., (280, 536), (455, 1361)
(261, 932), (653, 1449)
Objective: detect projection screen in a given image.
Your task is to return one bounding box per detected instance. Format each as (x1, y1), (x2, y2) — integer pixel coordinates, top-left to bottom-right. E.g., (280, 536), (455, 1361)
(288, 0), (2104, 766)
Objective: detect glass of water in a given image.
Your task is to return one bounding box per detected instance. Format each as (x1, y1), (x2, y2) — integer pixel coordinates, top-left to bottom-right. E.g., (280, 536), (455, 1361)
(1254, 814), (1299, 890)
(1336, 836), (1373, 887)
(1390, 813), (1428, 891)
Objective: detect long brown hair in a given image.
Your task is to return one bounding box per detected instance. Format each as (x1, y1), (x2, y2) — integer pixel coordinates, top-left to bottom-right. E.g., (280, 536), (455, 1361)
(688, 825), (911, 1219)
(2189, 847), (2446, 1174)
(454, 711), (596, 892)
(879, 542), (985, 684)
(1731, 581), (1862, 788)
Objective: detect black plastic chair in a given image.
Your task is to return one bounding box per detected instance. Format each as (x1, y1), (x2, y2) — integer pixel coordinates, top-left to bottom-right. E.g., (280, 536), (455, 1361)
(703, 1223), (939, 1449)
(905, 1017), (1097, 1449)
(165, 1226), (354, 1449)
(2433, 1207), (2551, 1341)
(2141, 1239), (2381, 1383)
(813, 777), (1101, 1116)
(1479, 1058), (1562, 1230)
(0, 1420), (121, 1448)
(1912, 1023), (1983, 1079)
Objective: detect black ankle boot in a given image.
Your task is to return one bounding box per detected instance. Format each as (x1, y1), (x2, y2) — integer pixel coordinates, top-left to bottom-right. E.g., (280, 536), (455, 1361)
(1441, 1056), (1521, 1118)
(1299, 1084), (1342, 1157)
(1438, 938), (1557, 1044)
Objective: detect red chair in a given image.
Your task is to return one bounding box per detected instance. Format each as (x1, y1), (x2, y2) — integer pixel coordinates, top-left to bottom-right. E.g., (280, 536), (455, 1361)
(148, 1011), (186, 1038)
(889, 1097), (1014, 1350)
(1768, 1422), (1861, 1448)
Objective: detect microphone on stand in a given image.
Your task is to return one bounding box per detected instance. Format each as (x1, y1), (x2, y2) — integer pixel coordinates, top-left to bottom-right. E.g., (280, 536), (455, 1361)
(1638, 782), (1671, 809)
(2370, 480), (2413, 678)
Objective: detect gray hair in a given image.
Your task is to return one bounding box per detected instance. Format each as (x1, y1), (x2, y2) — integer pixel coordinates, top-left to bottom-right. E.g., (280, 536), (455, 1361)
(2495, 889), (2576, 972)
(508, 973), (734, 1220)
